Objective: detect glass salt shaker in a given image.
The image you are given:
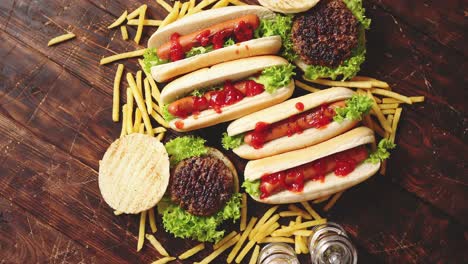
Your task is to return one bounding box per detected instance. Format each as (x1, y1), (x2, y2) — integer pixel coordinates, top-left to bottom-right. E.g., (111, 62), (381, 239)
(308, 222), (357, 264)
(257, 242), (300, 264)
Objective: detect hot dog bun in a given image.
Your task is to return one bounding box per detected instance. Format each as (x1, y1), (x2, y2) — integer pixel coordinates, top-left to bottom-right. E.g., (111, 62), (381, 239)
(148, 6), (281, 82)
(227, 87), (358, 159)
(244, 127), (380, 204)
(162, 56), (295, 132)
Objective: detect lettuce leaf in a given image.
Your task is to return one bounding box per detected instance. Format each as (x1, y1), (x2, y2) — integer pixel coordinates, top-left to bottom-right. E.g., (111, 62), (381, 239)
(222, 133), (244, 150)
(333, 94), (373, 123)
(343, 0), (371, 29)
(242, 180), (261, 199)
(165, 136), (208, 166)
(186, 45), (214, 58)
(158, 193), (241, 243)
(256, 64), (296, 93)
(366, 139), (396, 164)
(142, 48), (168, 73)
(161, 104), (176, 122)
(224, 38), (236, 47)
(255, 14), (297, 62)
(304, 27), (366, 81)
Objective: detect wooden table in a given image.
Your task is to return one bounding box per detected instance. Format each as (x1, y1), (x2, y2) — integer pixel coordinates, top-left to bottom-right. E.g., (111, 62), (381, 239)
(0, 0), (466, 263)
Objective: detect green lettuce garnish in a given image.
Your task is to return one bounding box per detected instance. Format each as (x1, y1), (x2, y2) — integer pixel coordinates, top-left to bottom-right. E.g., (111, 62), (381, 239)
(366, 139), (396, 164)
(242, 180), (261, 198)
(186, 45), (214, 58)
(333, 94), (373, 123)
(222, 133), (244, 150)
(161, 104), (176, 122)
(256, 64), (296, 93)
(158, 193), (242, 242)
(304, 27), (366, 81)
(142, 48), (168, 73)
(165, 136), (208, 166)
(224, 38), (236, 47)
(343, 0), (371, 29)
(255, 14), (297, 62)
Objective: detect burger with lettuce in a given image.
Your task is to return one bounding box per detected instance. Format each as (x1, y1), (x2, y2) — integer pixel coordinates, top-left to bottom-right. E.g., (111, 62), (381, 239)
(157, 136), (241, 243)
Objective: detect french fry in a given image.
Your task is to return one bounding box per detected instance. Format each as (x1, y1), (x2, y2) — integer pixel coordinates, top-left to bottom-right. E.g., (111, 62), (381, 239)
(138, 59), (162, 106)
(47, 33), (75, 46)
(214, 231), (238, 250)
(371, 88), (412, 104)
(178, 2), (190, 19)
(294, 233), (301, 254)
(108, 10), (128, 29)
(213, 0), (230, 8)
(156, 132), (165, 141)
(127, 19), (163, 26)
(188, 0), (195, 12)
(279, 211), (311, 220)
(156, 0), (173, 12)
(259, 237), (294, 244)
(146, 234), (169, 256)
(390, 108), (402, 143)
(134, 4), (146, 44)
(249, 206), (279, 239)
(158, 1), (181, 30)
(298, 235), (309, 254)
(151, 111), (170, 128)
(148, 208), (157, 233)
(144, 78), (153, 115)
(151, 257), (175, 264)
(300, 201), (322, 220)
(295, 80), (321, 93)
(386, 115), (394, 139)
(410, 96), (425, 103)
(368, 91), (392, 133)
(272, 219), (327, 237)
(127, 73), (154, 136)
(152, 102), (162, 115)
(305, 78), (373, 89)
(235, 240), (256, 264)
(199, 234), (240, 264)
(378, 103), (399, 110)
(312, 195), (331, 204)
(179, 243), (205, 260)
(137, 211), (147, 251)
(136, 70), (143, 95)
(287, 205), (312, 219)
(382, 96), (424, 104)
(120, 25), (129, 40)
(251, 214), (280, 241)
(133, 108), (142, 132)
(351, 76), (390, 89)
(324, 191), (344, 212)
(153, 127), (167, 134)
(126, 88), (134, 134)
(254, 222), (280, 242)
(292, 230), (313, 236)
(127, 5), (146, 20)
(112, 64), (124, 122)
(188, 0), (217, 15)
(248, 245), (260, 264)
(120, 104), (127, 137)
(229, 0), (247, 5)
(240, 193), (247, 231)
(100, 49), (147, 65)
(381, 109), (396, 115)
(138, 123), (145, 134)
(114, 210), (123, 215)
(227, 217), (257, 263)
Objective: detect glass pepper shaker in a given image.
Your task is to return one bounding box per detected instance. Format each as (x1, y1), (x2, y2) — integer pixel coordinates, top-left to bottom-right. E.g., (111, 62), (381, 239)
(308, 222), (357, 264)
(257, 242), (300, 264)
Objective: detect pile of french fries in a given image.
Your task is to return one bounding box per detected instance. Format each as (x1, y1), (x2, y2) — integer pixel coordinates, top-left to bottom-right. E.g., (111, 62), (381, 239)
(92, 1), (426, 263)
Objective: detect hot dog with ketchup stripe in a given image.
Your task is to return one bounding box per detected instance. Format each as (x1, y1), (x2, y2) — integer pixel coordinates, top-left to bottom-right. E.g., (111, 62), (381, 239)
(145, 6), (282, 82)
(243, 127), (394, 204)
(223, 87), (374, 160)
(160, 56), (295, 132)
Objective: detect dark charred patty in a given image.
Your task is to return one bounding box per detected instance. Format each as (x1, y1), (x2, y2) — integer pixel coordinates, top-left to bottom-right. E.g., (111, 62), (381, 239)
(292, 0), (359, 68)
(170, 156), (234, 216)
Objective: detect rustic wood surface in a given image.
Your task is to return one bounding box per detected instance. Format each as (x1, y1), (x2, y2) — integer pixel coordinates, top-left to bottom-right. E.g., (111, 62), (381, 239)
(0, 0), (467, 263)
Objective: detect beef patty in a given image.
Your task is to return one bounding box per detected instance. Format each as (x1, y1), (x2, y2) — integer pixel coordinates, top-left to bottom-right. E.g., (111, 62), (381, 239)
(170, 155), (234, 216)
(292, 0), (359, 68)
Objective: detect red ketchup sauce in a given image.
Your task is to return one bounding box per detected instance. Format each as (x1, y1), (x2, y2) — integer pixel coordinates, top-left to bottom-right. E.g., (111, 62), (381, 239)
(169, 33), (185, 62)
(245, 103), (337, 149)
(168, 80), (265, 118)
(259, 146), (369, 199)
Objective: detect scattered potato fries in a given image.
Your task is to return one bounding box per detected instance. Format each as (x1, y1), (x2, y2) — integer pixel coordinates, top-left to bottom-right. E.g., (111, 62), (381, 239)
(158, 1), (181, 30)
(249, 245), (260, 264)
(146, 234), (169, 256)
(137, 211), (147, 251)
(127, 19), (163, 26)
(100, 49), (147, 65)
(213, 231), (238, 250)
(250, 206), (278, 239)
(127, 5), (147, 20)
(156, 0), (173, 12)
(306, 78), (373, 88)
(127, 73), (154, 135)
(199, 234), (240, 264)
(151, 256), (175, 264)
(148, 208), (157, 233)
(47, 33), (75, 46)
(279, 211), (311, 219)
(227, 217), (257, 263)
(134, 5), (147, 44)
(108, 10), (128, 29)
(120, 25), (129, 40)
(300, 201), (322, 220)
(324, 192), (344, 212)
(179, 243), (205, 260)
(126, 88), (134, 134)
(112, 64), (124, 122)
(312, 195), (331, 204)
(259, 237), (295, 244)
(295, 80), (321, 93)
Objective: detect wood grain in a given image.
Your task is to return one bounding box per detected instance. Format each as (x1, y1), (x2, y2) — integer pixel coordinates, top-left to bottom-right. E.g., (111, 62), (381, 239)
(0, 0), (467, 263)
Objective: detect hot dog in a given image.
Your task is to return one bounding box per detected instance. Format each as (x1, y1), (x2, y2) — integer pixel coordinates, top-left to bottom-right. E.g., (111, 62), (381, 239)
(160, 56), (295, 132)
(223, 87), (374, 160)
(243, 127), (385, 204)
(145, 6), (282, 82)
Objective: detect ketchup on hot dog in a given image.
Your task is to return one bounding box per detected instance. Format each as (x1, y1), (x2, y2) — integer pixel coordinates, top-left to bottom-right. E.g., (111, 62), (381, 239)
(158, 14), (260, 61)
(259, 145), (369, 199)
(167, 80), (265, 118)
